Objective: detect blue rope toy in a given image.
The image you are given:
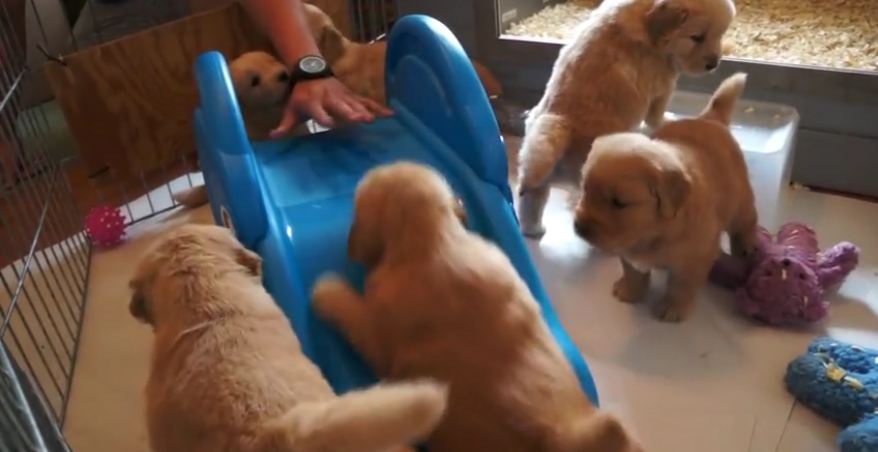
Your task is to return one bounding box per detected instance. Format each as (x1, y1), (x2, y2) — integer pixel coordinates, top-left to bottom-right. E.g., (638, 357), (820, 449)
(785, 337), (878, 452)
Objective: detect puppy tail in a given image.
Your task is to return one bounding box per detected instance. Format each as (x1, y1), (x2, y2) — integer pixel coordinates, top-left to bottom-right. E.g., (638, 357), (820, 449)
(254, 379), (448, 452)
(517, 112), (572, 192)
(557, 411), (642, 452)
(172, 185), (209, 209)
(699, 72), (747, 126)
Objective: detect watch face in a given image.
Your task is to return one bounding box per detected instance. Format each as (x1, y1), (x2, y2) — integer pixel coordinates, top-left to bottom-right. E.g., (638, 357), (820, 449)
(300, 56), (327, 74)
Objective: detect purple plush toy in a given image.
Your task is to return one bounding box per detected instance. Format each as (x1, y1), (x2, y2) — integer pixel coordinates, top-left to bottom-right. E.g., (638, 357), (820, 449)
(710, 222), (859, 326)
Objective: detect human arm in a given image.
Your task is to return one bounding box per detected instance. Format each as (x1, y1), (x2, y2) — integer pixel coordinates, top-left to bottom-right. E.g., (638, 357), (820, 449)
(240, 0), (391, 136)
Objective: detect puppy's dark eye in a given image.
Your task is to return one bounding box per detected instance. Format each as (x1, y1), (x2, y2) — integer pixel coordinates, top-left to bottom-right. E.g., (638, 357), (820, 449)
(611, 197), (626, 209)
(690, 34), (706, 44)
(250, 75), (261, 87)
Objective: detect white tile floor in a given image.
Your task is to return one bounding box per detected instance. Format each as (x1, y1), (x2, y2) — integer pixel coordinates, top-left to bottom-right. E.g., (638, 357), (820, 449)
(62, 134), (877, 451)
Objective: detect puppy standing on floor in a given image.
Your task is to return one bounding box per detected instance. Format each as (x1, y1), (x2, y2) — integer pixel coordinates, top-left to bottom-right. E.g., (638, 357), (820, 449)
(129, 224), (447, 452)
(517, 0), (736, 237)
(313, 162), (643, 452)
(573, 73), (757, 322)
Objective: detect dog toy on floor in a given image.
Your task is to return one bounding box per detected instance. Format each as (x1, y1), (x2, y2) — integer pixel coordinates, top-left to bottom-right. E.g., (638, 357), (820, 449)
(709, 222), (859, 326)
(84, 204), (127, 248)
(785, 337), (878, 452)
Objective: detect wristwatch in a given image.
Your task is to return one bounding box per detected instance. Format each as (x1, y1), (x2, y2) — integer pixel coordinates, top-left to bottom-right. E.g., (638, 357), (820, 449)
(290, 55), (334, 84)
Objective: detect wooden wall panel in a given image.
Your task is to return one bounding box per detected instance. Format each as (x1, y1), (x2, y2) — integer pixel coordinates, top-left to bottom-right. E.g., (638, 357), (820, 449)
(43, 3), (270, 181)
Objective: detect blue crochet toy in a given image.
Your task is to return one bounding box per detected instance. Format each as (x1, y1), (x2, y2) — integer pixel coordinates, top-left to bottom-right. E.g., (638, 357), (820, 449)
(785, 337), (878, 452)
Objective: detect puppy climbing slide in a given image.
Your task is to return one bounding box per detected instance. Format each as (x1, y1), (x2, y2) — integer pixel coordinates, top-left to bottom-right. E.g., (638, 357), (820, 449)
(193, 15), (598, 403)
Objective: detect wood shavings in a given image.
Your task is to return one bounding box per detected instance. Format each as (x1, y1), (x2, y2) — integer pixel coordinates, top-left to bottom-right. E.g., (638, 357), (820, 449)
(505, 0), (878, 72)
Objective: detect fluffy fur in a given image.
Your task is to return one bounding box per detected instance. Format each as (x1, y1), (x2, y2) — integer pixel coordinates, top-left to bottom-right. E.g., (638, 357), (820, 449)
(228, 51), (295, 140)
(130, 224), (448, 452)
(573, 73), (757, 322)
(312, 162), (642, 452)
(303, 4), (503, 104)
(516, 0), (736, 237)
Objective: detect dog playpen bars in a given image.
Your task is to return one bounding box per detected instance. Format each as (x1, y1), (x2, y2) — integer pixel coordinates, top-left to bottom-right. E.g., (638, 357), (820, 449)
(0, 0), (396, 450)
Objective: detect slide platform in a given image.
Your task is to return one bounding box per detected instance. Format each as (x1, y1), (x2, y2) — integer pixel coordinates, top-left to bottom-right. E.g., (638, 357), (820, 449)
(193, 15), (598, 404)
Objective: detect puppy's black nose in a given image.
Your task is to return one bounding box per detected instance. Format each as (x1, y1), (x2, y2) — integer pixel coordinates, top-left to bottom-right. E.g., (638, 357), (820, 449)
(705, 57), (719, 71)
(574, 220), (592, 239)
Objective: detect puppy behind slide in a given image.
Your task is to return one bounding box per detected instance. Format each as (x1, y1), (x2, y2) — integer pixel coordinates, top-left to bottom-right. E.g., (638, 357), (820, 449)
(516, 0), (736, 237)
(303, 3), (503, 104)
(130, 224), (447, 452)
(313, 162), (642, 452)
(574, 73), (757, 322)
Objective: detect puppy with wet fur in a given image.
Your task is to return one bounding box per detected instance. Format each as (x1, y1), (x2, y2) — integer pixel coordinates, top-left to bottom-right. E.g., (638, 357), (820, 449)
(574, 73), (757, 322)
(312, 162), (642, 452)
(303, 4), (503, 104)
(517, 0), (736, 238)
(130, 224), (448, 452)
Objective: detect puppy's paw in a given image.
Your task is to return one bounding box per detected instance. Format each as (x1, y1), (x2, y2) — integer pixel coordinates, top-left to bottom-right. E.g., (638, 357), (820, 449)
(311, 274), (353, 318)
(516, 189), (549, 239)
(612, 277), (646, 304)
(652, 295), (689, 323)
(520, 220), (546, 239)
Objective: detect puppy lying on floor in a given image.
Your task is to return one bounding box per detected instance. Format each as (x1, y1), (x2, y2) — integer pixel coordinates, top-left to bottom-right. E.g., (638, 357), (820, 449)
(303, 3), (503, 104)
(312, 162), (642, 452)
(517, 0), (736, 238)
(129, 224), (447, 452)
(573, 73), (757, 322)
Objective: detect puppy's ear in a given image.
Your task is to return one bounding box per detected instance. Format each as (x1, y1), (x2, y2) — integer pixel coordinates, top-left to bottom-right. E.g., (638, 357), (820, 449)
(236, 247), (263, 277)
(654, 165), (691, 219)
(646, 0), (690, 44)
(128, 281), (152, 324)
(562, 412), (642, 452)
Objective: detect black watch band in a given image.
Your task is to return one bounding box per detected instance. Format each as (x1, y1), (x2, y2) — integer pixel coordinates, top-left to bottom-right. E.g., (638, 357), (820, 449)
(290, 55), (334, 84)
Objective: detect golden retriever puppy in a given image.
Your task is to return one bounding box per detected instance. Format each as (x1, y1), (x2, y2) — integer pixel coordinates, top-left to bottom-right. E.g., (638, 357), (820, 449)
(130, 224), (448, 452)
(303, 3), (503, 104)
(517, 0), (736, 238)
(573, 73), (757, 322)
(173, 51), (315, 210)
(312, 162), (642, 452)
(228, 50), (294, 140)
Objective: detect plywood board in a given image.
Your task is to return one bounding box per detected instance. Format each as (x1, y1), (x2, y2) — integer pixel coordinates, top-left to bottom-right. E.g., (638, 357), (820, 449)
(43, 3), (270, 181)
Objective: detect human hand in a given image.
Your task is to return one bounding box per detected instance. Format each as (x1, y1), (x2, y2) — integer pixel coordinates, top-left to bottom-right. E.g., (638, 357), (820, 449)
(271, 77), (392, 138)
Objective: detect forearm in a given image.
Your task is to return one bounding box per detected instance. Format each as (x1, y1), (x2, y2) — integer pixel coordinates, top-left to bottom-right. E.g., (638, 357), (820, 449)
(241, 0), (321, 66)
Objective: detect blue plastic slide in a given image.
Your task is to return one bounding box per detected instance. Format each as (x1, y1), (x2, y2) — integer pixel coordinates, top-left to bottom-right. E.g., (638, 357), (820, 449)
(193, 15), (598, 404)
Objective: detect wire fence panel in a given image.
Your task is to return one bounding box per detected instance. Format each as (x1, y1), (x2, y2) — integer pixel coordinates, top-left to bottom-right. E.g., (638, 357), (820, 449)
(1, 0), (398, 450)
(2, 0), (91, 447)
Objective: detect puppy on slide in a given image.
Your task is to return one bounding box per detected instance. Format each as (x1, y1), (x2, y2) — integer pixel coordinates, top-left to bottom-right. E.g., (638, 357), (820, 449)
(130, 224), (447, 452)
(574, 73), (757, 322)
(313, 163), (642, 452)
(517, 0), (736, 238)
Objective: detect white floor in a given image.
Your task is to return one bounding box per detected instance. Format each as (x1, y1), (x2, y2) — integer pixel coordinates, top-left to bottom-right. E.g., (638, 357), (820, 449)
(64, 118), (876, 451)
(523, 158), (878, 452)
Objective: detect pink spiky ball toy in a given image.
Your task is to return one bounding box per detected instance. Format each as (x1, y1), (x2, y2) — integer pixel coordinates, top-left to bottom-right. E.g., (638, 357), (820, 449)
(84, 205), (127, 248)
